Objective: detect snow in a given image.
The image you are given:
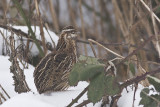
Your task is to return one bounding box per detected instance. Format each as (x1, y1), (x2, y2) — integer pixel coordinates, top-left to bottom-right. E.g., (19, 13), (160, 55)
(117, 85), (143, 107)
(0, 55), (144, 107)
(0, 55), (101, 107)
(0, 26), (144, 107)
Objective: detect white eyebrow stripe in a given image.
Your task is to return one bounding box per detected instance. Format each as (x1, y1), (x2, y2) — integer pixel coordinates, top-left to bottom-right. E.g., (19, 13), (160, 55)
(62, 29), (74, 32)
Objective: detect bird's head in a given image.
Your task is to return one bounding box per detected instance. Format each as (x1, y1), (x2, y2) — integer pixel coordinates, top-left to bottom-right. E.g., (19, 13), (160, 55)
(60, 26), (79, 42)
(56, 26), (79, 51)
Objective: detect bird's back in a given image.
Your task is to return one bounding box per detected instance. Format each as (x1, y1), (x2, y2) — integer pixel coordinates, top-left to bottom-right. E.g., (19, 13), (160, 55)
(34, 49), (77, 94)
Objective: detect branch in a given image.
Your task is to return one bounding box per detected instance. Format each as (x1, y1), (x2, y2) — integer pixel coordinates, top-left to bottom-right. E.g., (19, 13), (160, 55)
(117, 36), (155, 65)
(140, 0), (160, 23)
(120, 67), (160, 88)
(75, 100), (91, 107)
(0, 84), (10, 99)
(67, 85), (89, 107)
(0, 24), (54, 51)
(77, 39), (149, 51)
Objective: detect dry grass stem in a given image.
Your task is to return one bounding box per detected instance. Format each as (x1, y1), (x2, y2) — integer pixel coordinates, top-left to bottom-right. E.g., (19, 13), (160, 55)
(34, 0), (47, 54)
(150, 3), (160, 58)
(48, 0), (59, 33)
(88, 40), (97, 58)
(140, 0), (160, 23)
(88, 39), (124, 58)
(44, 23), (56, 49)
(79, 0), (87, 56)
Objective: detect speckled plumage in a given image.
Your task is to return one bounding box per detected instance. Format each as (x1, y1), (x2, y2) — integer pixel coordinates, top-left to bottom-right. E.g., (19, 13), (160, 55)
(34, 26), (78, 94)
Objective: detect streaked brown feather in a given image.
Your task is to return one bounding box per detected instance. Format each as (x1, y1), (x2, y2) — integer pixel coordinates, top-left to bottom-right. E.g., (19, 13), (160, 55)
(34, 26), (78, 94)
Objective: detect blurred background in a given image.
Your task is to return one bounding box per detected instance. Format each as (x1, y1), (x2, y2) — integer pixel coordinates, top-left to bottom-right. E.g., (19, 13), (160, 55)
(0, 0), (160, 82)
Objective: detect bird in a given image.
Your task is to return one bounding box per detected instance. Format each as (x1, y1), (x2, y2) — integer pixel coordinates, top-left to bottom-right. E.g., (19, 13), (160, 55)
(34, 26), (79, 94)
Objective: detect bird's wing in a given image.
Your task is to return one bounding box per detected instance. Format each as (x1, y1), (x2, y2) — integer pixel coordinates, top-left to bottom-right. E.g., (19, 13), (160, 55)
(33, 52), (69, 93)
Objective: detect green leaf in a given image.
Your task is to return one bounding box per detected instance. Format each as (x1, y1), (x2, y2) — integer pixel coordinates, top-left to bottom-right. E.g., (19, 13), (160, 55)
(104, 76), (120, 95)
(68, 63), (81, 86)
(69, 63), (104, 86)
(147, 75), (160, 92)
(151, 94), (160, 102)
(140, 88), (149, 98)
(88, 73), (105, 104)
(88, 72), (120, 104)
(79, 64), (104, 81)
(139, 88), (160, 107)
(69, 55), (120, 104)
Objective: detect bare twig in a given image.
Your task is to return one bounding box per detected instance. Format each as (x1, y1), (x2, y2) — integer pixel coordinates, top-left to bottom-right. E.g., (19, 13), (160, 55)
(88, 40), (97, 57)
(117, 36), (155, 65)
(75, 100), (91, 107)
(67, 0), (77, 27)
(140, 0), (160, 23)
(48, 0), (59, 33)
(0, 24), (54, 51)
(149, 1), (160, 58)
(44, 23), (56, 49)
(132, 84), (138, 107)
(67, 85), (89, 107)
(0, 97), (2, 104)
(0, 93), (6, 101)
(120, 67), (160, 88)
(88, 39), (124, 58)
(0, 84), (10, 99)
(79, 0), (87, 56)
(34, 0), (47, 54)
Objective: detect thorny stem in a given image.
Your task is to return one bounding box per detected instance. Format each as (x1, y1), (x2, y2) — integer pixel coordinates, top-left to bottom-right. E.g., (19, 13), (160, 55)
(120, 67), (160, 88)
(67, 36), (158, 106)
(111, 68), (160, 106)
(66, 59), (160, 107)
(77, 39), (151, 51)
(117, 36), (155, 65)
(132, 84), (138, 107)
(67, 85), (89, 107)
(75, 100), (90, 107)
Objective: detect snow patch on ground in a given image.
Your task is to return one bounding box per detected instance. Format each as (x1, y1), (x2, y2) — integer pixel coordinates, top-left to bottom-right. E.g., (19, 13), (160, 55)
(117, 85), (143, 107)
(0, 56), (101, 107)
(0, 55), (144, 107)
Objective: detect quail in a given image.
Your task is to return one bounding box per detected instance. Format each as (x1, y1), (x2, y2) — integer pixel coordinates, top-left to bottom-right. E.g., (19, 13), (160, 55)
(34, 26), (78, 94)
